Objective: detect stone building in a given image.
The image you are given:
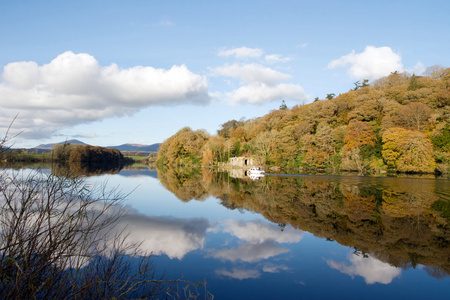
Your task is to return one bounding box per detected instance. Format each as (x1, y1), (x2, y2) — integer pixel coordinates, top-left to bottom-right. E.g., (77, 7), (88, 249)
(228, 157), (256, 168)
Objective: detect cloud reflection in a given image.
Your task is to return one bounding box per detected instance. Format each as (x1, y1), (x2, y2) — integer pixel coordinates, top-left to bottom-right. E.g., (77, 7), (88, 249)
(211, 220), (303, 263)
(262, 263), (291, 273)
(215, 268), (261, 280)
(222, 219), (303, 244)
(213, 240), (289, 263)
(116, 210), (209, 259)
(327, 253), (401, 284)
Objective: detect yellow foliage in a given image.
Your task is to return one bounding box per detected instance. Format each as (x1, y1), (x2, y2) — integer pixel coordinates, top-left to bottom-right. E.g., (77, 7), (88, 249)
(382, 127), (436, 172)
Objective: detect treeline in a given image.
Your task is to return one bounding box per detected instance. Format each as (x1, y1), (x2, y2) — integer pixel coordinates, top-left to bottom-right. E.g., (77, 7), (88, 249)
(52, 143), (133, 165)
(156, 65), (450, 174)
(1, 149), (52, 163)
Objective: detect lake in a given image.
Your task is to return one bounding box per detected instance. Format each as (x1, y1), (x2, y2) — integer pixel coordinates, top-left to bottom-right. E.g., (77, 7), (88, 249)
(9, 166), (450, 299)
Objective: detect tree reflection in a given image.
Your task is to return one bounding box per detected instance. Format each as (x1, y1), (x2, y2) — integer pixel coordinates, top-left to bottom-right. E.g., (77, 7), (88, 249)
(51, 161), (124, 176)
(157, 166), (450, 278)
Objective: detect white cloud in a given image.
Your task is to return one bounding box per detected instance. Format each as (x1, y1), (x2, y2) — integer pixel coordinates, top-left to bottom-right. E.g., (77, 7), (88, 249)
(71, 131), (98, 139)
(214, 47), (307, 105)
(328, 46), (404, 80)
(265, 54), (291, 64)
(0, 51), (210, 139)
(327, 253), (401, 284)
(218, 46), (263, 59)
(408, 61), (426, 75)
(212, 63), (290, 85)
(227, 82), (308, 104)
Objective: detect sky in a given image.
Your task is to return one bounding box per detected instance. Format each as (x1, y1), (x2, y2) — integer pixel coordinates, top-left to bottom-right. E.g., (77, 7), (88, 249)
(0, 0), (449, 148)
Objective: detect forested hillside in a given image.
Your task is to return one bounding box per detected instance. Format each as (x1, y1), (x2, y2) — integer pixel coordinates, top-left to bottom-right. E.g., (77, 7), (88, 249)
(156, 66), (450, 174)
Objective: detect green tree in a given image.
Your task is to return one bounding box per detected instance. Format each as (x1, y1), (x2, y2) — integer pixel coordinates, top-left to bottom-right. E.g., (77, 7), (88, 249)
(408, 74), (421, 91)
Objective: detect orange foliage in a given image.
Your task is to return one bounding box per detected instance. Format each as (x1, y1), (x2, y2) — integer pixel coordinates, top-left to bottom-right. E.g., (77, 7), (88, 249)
(344, 120), (377, 148)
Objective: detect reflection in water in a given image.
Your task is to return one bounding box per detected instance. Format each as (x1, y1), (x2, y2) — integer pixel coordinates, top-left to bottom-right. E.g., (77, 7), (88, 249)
(221, 219), (303, 244)
(51, 161), (124, 176)
(327, 253), (402, 284)
(116, 211), (209, 259)
(210, 220), (302, 263)
(157, 166), (450, 278)
(215, 268), (261, 280)
(213, 239), (289, 263)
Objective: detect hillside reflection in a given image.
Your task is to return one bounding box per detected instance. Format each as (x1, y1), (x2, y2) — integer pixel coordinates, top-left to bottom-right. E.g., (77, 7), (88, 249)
(157, 166), (450, 278)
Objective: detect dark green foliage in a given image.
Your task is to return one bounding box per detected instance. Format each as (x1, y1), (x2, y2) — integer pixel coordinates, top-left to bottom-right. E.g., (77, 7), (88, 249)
(359, 135), (383, 160)
(408, 74), (421, 91)
(432, 200), (450, 223)
(431, 124), (450, 152)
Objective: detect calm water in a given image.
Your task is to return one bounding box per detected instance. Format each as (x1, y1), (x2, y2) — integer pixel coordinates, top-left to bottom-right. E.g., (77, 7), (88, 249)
(13, 166), (450, 299)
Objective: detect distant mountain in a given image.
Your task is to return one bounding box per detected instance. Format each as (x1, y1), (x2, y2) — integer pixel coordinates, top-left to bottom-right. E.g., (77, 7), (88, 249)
(30, 140), (160, 153)
(107, 143), (160, 152)
(33, 139), (87, 150)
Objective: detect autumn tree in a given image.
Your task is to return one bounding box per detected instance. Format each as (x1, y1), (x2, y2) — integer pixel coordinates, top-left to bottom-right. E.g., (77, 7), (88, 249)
(202, 135), (227, 164)
(156, 127), (209, 165)
(399, 102), (433, 130)
(229, 127), (247, 142)
(247, 121), (268, 140)
(267, 127), (299, 167)
(344, 120), (377, 148)
(252, 130), (277, 162)
(347, 89), (386, 122)
(382, 127), (436, 173)
(217, 119), (242, 138)
(51, 143), (84, 161)
(425, 65), (447, 79)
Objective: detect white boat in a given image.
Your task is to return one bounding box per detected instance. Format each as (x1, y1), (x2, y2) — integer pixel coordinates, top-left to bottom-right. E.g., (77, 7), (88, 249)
(248, 173), (264, 180)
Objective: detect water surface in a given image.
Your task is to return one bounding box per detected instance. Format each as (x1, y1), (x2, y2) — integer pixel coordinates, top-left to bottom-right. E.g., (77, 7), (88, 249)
(89, 167), (449, 299)
(11, 166), (450, 299)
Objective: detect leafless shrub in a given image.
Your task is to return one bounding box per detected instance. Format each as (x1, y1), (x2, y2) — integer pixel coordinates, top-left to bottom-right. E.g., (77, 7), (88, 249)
(0, 170), (177, 299)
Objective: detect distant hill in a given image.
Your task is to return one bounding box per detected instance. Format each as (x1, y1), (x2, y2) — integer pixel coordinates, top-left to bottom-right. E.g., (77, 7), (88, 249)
(29, 140), (160, 153)
(107, 143), (161, 152)
(33, 139), (87, 150)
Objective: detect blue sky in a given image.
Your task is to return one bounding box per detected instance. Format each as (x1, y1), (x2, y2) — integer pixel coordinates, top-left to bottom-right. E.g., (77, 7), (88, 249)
(1, 0), (449, 148)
